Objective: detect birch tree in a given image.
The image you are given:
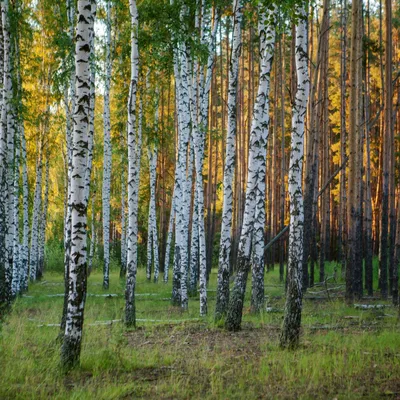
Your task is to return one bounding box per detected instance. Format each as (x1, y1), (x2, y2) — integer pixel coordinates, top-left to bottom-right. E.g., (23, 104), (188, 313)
(147, 144), (159, 282)
(102, 0), (112, 290)
(29, 150), (43, 281)
(280, 4), (310, 349)
(225, 5), (276, 330)
(0, 6), (6, 307)
(170, 2), (192, 310)
(61, 0), (76, 335)
(191, 2), (220, 316)
(37, 156), (50, 280)
(61, 0), (95, 367)
(1, 0), (15, 305)
(125, 0), (140, 327)
(215, 0), (243, 320)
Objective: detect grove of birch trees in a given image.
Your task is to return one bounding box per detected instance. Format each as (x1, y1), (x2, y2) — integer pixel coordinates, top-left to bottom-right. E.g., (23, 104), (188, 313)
(0, 0), (399, 368)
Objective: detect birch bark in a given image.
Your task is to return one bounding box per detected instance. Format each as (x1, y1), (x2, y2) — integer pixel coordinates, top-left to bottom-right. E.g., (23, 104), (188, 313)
(215, 0), (243, 320)
(102, 0), (112, 289)
(280, 5), (310, 349)
(61, 0), (95, 367)
(29, 152), (43, 282)
(225, 6), (276, 330)
(125, 0), (140, 326)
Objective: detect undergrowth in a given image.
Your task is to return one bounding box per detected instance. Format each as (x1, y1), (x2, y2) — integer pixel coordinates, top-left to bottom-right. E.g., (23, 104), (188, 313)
(0, 261), (399, 399)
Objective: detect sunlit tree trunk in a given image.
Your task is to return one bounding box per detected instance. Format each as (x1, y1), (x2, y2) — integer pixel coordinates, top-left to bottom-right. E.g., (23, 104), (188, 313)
(125, 0), (140, 327)
(88, 197), (96, 275)
(37, 156), (50, 280)
(147, 143), (159, 282)
(163, 192), (175, 283)
(171, 3), (192, 310)
(61, 0), (76, 336)
(346, 0), (362, 303)
(120, 170), (127, 278)
(29, 150), (43, 282)
(215, 0), (243, 321)
(338, 0), (347, 281)
(11, 116), (20, 296)
(280, 5), (310, 348)
(61, 0), (95, 368)
(15, 26), (29, 292)
(380, 0), (393, 298)
(20, 122), (29, 291)
(102, 0), (112, 290)
(191, 3), (219, 315)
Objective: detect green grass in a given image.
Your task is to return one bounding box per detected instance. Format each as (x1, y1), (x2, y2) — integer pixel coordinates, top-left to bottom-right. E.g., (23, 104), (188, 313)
(1, 262), (399, 399)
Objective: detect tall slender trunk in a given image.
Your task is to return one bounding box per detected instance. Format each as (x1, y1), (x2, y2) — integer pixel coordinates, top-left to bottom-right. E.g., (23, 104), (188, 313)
(125, 0), (140, 327)
(364, 1), (373, 296)
(29, 149), (43, 282)
(215, 0), (243, 320)
(280, 5), (309, 349)
(147, 142), (159, 283)
(0, 5), (6, 308)
(384, 0), (394, 297)
(11, 112), (20, 296)
(2, 0), (14, 305)
(88, 197), (96, 275)
(102, 0), (112, 290)
(225, 6), (276, 330)
(61, 0), (95, 368)
(171, 4), (192, 310)
(164, 193), (175, 283)
(347, 0), (363, 302)
(61, 0), (76, 336)
(38, 155), (50, 280)
(339, 0), (347, 280)
(120, 157), (127, 277)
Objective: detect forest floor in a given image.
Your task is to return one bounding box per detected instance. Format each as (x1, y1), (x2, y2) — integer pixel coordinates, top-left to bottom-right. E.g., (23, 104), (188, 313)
(1, 263), (400, 399)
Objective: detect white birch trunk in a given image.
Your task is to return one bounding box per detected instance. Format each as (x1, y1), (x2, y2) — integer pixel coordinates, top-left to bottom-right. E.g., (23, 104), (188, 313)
(163, 192), (175, 282)
(2, 0), (14, 303)
(195, 5), (219, 316)
(61, 0), (95, 368)
(225, 6), (276, 330)
(11, 119), (20, 296)
(120, 160), (127, 276)
(61, 0), (76, 335)
(88, 197), (96, 275)
(102, 0), (112, 289)
(280, 5), (310, 349)
(16, 30), (29, 292)
(171, 5), (192, 310)
(29, 153), (43, 282)
(38, 156), (50, 280)
(147, 145), (159, 282)
(215, 0), (244, 320)
(125, 0), (140, 326)
(20, 122), (29, 292)
(0, 6), (6, 305)
(189, 186), (199, 294)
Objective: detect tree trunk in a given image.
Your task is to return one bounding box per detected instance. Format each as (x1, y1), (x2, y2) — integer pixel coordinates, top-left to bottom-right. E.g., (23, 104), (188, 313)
(215, 0), (243, 321)
(125, 0), (140, 327)
(61, 0), (95, 368)
(280, 5), (309, 349)
(225, 6), (276, 330)
(102, 0), (112, 290)
(346, 0), (362, 303)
